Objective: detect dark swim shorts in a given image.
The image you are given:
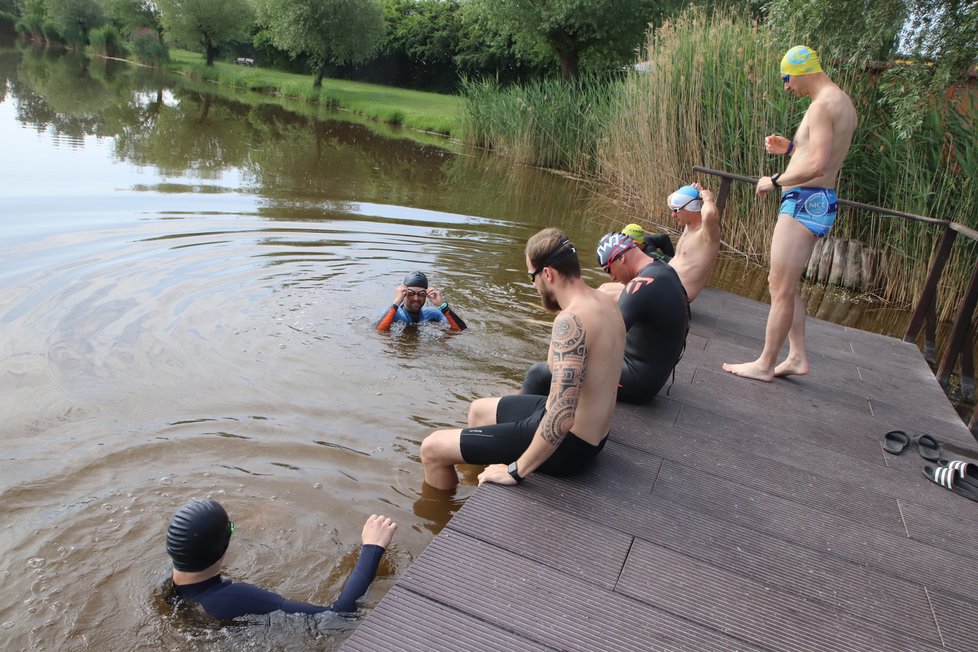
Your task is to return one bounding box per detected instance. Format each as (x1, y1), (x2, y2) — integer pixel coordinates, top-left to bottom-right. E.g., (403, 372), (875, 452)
(459, 394), (607, 477)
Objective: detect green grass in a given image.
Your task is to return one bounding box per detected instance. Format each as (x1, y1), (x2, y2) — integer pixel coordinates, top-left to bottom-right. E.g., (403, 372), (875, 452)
(167, 49), (461, 137)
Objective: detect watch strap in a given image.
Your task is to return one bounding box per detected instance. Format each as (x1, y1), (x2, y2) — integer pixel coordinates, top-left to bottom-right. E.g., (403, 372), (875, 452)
(507, 461), (523, 484)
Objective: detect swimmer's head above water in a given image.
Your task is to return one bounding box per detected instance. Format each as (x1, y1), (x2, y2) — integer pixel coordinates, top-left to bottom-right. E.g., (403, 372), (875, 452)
(402, 271), (428, 289)
(166, 499), (233, 573)
(668, 185), (702, 214)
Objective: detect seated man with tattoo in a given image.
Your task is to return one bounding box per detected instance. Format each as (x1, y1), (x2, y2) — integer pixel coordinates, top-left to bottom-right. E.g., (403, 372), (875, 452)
(419, 228), (626, 489)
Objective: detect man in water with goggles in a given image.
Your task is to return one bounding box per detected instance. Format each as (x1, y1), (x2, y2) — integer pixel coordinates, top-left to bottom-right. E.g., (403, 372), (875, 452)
(374, 270), (467, 331)
(723, 45), (856, 381)
(420, 228), (625, 489)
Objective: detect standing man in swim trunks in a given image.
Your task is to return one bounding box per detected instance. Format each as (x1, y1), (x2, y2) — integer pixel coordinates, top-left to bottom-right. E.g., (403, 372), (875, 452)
(419, 228), (625, 489)
(524, 232), (689, 404)
(374, 271), (467, 331)
(722, 45), (857, 382)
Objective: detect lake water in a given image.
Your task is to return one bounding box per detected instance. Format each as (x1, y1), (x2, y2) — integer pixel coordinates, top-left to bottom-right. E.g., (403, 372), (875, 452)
(0, 44), (965, 650)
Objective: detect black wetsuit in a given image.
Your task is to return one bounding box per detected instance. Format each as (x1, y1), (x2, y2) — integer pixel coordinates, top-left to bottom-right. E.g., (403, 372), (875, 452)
(643, 232), (674, 261)
(174, 544), (384, 620)
(522, 260), (688, 404)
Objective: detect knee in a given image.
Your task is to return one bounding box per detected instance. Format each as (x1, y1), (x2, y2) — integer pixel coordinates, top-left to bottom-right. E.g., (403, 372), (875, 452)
(421, 430), (461, 467)
(521, 362), (551, 395)
(767, 273), (794, 302)
(420, 432), (442, 465)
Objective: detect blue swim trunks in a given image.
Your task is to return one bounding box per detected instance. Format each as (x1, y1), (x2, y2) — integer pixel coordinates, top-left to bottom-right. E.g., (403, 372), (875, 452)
(779, 187), (838, 238)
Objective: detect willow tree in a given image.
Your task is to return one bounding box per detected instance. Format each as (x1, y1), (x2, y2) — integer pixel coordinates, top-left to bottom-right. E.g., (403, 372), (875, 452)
(471, 0), (675, 81)
(254, 0), (385, 88)
(157, 0), (253, 66)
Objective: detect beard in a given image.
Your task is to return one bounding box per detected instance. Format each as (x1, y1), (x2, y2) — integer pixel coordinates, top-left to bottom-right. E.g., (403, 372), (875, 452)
(539, 285), (560, 312)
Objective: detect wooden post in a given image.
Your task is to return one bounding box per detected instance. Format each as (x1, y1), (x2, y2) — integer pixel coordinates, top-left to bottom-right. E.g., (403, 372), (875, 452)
(715, 177), (731, 216)
(936, 257), (978, 388)
(905, 226), (956, 344)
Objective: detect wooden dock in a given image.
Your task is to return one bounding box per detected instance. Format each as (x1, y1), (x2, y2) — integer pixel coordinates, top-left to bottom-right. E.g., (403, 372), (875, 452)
(343, 287), (978, 651)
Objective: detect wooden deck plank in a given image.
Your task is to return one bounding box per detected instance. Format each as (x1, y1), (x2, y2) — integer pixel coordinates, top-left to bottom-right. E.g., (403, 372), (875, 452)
(343, 286), (978, 652)
(341, 586), (555, 651)
(398, 531), (763, 652)
(617, 540), (944, 651)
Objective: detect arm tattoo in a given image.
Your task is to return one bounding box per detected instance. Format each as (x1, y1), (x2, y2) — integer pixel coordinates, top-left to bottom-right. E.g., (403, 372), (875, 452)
(541, 313), (586, 446)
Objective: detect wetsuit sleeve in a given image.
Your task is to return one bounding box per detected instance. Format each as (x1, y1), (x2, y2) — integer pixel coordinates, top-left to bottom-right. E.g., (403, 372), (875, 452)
(441, 305), (467, 331)
(374, 305), (400, 331)
(192, 581), (330, 619)
(648, 232), (675, 258)
(330, 544), (385, 613)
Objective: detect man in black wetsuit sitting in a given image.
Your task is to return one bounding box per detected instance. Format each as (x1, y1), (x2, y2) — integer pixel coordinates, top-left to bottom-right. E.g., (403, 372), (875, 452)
(166, 499), (396, 620)
(522, 232), (689, 404)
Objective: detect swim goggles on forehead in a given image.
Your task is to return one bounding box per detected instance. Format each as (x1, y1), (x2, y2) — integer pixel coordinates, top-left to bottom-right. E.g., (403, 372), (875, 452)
(671, 196), (700, 214)
(529, 240), (576, 282)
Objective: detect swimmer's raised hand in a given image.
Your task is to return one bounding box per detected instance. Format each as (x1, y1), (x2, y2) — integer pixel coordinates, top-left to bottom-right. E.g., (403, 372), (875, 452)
(392, 284), (408, 305)
(361, 514), (397, 549)
(425, 287), (443, 306)
(764, 134), (792, 155)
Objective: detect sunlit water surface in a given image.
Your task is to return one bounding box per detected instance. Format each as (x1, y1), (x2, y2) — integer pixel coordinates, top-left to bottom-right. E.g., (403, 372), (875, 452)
(0, 45), (962, 651)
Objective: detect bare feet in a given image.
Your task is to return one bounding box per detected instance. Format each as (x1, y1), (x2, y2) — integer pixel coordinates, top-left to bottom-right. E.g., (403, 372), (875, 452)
(774, 357), (809, 377)
(361, 514), (397, 549)
(721, 360), (774, 382)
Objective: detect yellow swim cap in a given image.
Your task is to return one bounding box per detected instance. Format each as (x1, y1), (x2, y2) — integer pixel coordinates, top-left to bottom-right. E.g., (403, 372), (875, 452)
(621, 223), (646, 246)
(780, 45), (822, 76)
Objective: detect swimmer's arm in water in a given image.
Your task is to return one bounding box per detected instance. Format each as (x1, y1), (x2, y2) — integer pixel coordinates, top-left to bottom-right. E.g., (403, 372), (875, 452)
(330, 515), (397, 612)
(374, 285), (408, 331)
(426, 287), (467, 331)
(479, 313), (584, 485)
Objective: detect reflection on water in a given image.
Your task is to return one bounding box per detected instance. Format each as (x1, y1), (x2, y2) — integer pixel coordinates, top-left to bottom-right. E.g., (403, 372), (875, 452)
(0, 43), (971, 651)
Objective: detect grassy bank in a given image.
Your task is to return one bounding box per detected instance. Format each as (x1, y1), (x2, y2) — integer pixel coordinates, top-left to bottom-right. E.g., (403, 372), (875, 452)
(167, 49), (462, 138)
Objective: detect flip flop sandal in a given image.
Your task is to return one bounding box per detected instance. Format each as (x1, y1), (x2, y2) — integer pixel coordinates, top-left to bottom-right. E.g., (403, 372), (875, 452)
(937, 458), (978, 485)
(882, 430), (910, 455)
(914, 435), (941, 462)
(923, 465), (978, 501)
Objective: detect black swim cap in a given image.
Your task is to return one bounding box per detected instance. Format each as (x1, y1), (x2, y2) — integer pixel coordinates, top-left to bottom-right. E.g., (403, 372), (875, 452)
(166, 499), (233, 572)
(402, 271), (428, 289)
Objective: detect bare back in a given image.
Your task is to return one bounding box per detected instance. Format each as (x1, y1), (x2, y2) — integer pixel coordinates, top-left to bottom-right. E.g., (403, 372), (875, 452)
(546, 286), (625, 444)
(784, 83), (857, 189)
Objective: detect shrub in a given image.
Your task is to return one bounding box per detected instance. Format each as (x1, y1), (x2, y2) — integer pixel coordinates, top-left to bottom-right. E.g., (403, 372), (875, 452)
(129, 31), (168, 66)
(89, 25), (126, 58)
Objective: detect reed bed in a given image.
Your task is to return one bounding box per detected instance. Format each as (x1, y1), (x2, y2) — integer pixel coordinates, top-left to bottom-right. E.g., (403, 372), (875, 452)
(459, 73), (619, 175)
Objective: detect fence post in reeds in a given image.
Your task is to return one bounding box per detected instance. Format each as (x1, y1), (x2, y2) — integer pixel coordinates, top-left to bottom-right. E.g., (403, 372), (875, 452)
(936, 256), (978, 397)
(715, 177), (732, 216)
(904, 224), (957, 362)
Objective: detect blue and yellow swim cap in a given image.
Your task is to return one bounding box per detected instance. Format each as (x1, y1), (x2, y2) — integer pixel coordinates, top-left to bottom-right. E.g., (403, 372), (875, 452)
(780, 46), (822, 77)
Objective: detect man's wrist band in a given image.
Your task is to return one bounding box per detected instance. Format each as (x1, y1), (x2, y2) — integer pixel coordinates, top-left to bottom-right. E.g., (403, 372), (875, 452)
(507, 461), (523, 484)
(439, 302), (449, 312)
(786, 139), (794, 155)
(770, 172), (782, 187)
